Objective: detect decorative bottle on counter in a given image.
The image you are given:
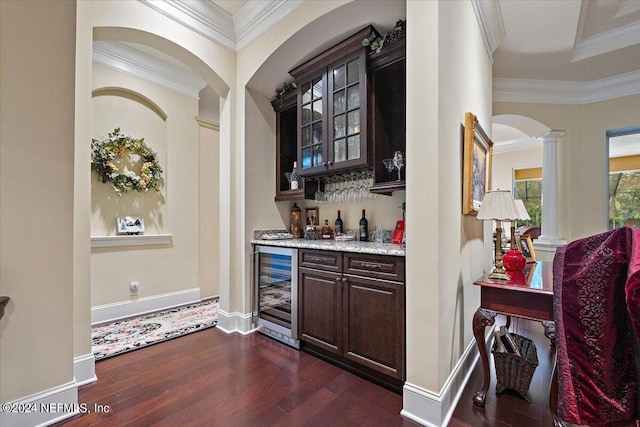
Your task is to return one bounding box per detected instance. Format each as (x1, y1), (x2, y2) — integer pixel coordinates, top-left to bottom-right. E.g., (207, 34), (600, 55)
(334, 210), (343, 236)
(359, 209), (368, 241)
(290, 202), (302, 238)
(321, 219), (333, 239)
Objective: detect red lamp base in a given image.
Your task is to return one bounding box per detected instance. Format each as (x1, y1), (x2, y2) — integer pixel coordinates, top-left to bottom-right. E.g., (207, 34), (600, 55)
(503, 248), (526, 272)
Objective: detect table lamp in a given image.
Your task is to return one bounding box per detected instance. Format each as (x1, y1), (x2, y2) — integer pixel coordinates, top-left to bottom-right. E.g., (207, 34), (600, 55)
(502, 199), (531, 273)
(476, 190), (520, 280)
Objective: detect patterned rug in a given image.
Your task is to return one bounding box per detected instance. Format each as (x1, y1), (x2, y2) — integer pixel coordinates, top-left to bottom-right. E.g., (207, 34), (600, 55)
(92, 299), (218, 360)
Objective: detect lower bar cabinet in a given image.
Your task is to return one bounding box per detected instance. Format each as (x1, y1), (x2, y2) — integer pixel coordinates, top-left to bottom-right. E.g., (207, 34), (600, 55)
(298, 249), (405, 392)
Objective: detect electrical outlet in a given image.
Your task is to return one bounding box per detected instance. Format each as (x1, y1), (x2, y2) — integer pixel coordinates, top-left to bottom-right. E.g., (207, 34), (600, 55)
(130, 281), (139, 296)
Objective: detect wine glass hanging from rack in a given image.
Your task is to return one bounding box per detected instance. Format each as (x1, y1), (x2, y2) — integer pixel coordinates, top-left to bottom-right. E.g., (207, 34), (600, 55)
(312, 170), (375, 203)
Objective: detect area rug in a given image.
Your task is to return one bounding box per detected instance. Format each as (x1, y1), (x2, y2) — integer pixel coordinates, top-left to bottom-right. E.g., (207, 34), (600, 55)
(92, 298), (218, 360)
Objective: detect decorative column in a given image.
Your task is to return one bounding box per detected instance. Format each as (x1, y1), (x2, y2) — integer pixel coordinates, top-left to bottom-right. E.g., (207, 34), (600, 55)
(536, 130), (567, 245)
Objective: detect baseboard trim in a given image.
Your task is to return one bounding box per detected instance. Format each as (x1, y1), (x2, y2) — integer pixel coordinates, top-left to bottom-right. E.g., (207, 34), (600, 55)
(401, 338), (481, 427)
(91, 288), (201, 325)
(0, 381), (79, 427)
(74, 353), (97, 387)
(216, 309), (255, 335)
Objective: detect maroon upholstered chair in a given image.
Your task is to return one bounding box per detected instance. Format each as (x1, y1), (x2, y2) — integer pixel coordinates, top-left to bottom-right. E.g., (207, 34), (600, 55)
(551, 227), (640, 426)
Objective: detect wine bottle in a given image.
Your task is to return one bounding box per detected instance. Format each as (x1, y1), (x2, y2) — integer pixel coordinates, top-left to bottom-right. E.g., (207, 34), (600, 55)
(321, 219), (333, 239)
(334, 210), (343, 236)
(359, 209), (368, 241)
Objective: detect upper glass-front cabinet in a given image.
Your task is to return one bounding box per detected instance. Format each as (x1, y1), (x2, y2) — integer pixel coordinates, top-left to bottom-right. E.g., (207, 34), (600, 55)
(329, 55), (366, 169)
(291, 27), (372, 177)
(300, 75), (326, 171)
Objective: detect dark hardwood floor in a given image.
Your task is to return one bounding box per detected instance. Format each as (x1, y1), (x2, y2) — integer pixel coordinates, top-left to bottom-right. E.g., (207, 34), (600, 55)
(56, 318), (553, 426)
(449, 318), (555, 427)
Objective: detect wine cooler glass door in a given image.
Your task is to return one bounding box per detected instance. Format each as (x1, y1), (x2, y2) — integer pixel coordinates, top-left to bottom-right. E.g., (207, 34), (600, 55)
(255, 246), (298, 340)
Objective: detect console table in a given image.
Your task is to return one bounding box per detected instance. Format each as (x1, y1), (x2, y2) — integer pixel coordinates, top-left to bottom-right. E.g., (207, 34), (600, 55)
(472, 262), (555, 407)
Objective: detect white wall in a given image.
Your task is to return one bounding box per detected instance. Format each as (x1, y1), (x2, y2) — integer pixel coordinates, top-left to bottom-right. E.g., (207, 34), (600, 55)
(0, 0), (76, 405)
(494, 94), (640, 242)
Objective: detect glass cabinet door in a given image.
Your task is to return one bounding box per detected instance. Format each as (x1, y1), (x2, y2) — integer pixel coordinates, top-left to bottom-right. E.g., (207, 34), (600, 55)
(296, 51), (368, 176)
(299, 74), (327, 175)
(328, 52), (367, 171)
(331, 58), (359, 163)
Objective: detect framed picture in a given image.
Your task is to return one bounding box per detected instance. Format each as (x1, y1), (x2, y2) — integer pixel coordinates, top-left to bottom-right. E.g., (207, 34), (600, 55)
(117, 216), (145, 234)
(516, 234), (536, 263)
(305, 207), (319, 226)
(462, 112), (494, 215)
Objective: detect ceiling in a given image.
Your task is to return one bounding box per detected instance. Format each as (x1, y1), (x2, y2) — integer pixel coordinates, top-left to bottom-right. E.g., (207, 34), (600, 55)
(492, 0), (640, 82)
(94, 0), (640, 146)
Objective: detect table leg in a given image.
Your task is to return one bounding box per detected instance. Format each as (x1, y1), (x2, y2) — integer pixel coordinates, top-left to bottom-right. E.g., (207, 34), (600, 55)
(472, 307), (497, 407)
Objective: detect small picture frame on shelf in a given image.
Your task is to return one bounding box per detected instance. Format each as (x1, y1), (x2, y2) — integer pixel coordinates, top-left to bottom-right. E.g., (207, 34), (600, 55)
(516, 234), (536, 263)
(117, 216), (145, 235)
(305, 208), (319, 226)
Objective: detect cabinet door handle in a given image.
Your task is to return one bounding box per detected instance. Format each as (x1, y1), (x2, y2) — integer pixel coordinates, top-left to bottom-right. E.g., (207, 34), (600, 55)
(361, 261), (383, 270)
(327, 160), (333, 166)
(307, 255), (332, 264)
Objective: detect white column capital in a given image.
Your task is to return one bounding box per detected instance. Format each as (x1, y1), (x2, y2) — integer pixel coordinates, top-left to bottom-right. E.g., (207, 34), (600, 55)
(536, 130), (566, 143)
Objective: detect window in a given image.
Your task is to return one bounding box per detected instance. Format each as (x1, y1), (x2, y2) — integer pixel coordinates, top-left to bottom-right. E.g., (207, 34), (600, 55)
(608, 127), (640, 230)
(513, 167), (542, 228)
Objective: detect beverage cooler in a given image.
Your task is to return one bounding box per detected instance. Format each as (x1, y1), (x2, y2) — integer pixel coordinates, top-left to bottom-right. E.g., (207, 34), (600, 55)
(253, 245), (299, 348)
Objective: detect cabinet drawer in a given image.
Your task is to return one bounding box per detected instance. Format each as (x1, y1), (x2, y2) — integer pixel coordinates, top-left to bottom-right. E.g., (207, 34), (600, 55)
(343, 253), (405, 282)
(299, 249), (343, 272)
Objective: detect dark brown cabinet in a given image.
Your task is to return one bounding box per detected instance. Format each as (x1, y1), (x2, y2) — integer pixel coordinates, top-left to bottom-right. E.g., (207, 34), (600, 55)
(369, 38), (406, 194)
(271, 91), (319, 201)
(290, 27), (373, 177)
(298, 249), (405, 390)
(272, 25), (406, 199)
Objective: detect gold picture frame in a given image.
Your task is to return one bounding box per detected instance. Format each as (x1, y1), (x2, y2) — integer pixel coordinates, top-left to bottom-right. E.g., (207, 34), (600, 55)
(462, 112), (494, 215)
(305, 207), (319, 226)
(516, 234), (537, 263)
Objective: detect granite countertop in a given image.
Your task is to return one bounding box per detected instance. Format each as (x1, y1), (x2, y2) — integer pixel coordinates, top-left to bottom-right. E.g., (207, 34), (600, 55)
(251, 238), (406, 257)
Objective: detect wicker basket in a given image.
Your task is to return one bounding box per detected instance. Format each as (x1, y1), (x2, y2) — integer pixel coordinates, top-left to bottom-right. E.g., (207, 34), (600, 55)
(491, 333), (539, 401)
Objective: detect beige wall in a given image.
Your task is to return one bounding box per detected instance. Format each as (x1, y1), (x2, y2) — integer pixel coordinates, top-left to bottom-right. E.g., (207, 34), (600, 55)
(405, 0), (493, 392)
(90, 64), (205, 306)
(494, 94), (640, 242)
(0, 0), (76, 402)
(493, 147), (543, 194)
(198, 120), (221, 299)
(75, 0), (235, 318)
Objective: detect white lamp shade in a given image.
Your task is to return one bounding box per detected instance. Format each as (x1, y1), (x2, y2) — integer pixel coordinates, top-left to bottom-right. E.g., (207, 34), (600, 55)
(476, 190), (520, 221)
(514, 199), (531, 221)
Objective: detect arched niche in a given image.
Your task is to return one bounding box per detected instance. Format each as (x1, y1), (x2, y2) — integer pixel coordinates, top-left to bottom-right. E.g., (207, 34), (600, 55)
(92, 87), (168, 120)
(93, 27), (229, 99)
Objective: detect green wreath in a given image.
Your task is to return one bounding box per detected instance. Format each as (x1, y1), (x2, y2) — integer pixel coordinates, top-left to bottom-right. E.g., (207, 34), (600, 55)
(91, 128), (163, 194)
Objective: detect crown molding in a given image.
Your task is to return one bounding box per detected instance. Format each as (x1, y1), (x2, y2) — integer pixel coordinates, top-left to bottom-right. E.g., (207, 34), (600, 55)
(235, 0), (304, 51)
(471, 0), (505, 63)
(138, 0), (236, 50)
(137, 0), (304, 53)
(195, 116), (220, 131)
(493, 70), (640, 104)
(572, 20), (640, 62)
(93, 41), (207, 99)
